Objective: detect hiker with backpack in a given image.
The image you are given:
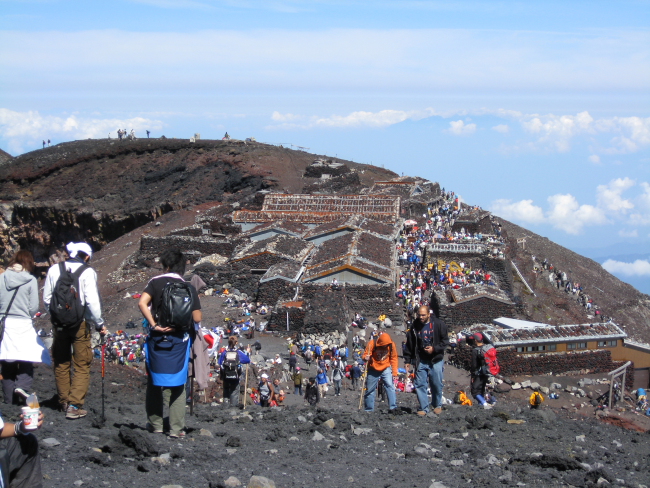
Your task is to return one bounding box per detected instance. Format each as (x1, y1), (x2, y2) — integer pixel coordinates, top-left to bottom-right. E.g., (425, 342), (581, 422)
(404, 305), (449, 416)
(362, 332), (398, 412)
(470, 333), (498, 409)
(330, 358), (344, 396)
(43, 242), (106, 419)
(138, 249), (201, 438)
(218, 336), (250, 406)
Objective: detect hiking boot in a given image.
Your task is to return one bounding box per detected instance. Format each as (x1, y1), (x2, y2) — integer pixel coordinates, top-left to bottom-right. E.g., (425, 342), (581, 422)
(433, 406), (443, 415)
(483, 403), (493, 410)
(66, 405), (87, 419)
(416, 410), (428, 417)
(168, 431), (186, 439)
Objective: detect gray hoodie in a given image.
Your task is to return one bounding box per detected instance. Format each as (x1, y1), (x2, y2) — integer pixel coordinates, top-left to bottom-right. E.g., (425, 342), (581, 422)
(0, 266), (39, 320)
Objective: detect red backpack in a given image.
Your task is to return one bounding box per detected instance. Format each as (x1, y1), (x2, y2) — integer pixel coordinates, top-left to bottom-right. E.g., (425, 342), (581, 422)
(480, 344), (500, 376)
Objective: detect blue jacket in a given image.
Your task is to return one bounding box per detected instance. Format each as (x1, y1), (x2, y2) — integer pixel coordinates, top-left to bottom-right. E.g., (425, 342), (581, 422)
(145, 332), (192, 387)
(316, 372), (328, 385)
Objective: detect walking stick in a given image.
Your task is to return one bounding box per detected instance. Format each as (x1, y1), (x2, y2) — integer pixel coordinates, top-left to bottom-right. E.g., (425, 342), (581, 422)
(101, 334), (106, 424)
(358, 367), (368, 411)
(243, 364), (249, 409)
(189, 376), (194, 416)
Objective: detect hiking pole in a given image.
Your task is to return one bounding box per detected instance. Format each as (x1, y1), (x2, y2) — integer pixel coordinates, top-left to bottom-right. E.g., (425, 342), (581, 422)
(243, 364), (249, 410)
(358, 367), (368, 411)
(101, 334), (106, 425)
(189, 376), (194, 416)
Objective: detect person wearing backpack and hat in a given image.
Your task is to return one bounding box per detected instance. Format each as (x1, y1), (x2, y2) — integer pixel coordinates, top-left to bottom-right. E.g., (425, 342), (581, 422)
(43, 242), (107, 419)
(138, 248), (201, 438)
(218, 336), (250, 406)
(470, 333), (493, 409)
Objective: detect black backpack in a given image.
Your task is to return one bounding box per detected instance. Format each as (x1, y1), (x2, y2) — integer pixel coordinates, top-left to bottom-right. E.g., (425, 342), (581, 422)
(49, 262), (89, 330)
(222, 350), (241, 380)
(158, 281), (195, 332)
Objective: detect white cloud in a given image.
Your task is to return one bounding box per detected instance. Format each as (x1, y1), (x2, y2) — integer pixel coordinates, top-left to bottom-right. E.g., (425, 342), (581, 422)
(602, 259), (650, 277)
(588, 154), (601, 164)
(490, 199), (545, 224)
(447, 120), (476, 136)
(618, 229), (638, 237)
(629, 182), (650, 225)
(268, 108), (438, 129)
(546, 193), (608, 234)
(271, 111), (303, 122)
(596, 177), (635, 213)
(0, 108), (163, 154)
(492, 124), (509, 133)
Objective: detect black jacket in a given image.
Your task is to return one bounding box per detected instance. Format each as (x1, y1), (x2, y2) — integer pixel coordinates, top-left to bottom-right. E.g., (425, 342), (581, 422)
(403, 317), (449, 367)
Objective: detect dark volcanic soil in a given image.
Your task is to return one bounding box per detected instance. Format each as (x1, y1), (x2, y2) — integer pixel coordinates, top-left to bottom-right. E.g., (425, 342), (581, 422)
(10, 347), (650, 488)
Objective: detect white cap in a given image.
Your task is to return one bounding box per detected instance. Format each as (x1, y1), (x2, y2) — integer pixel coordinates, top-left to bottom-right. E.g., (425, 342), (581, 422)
(67, 242), (93, 259)
(261, 373), (269, 379)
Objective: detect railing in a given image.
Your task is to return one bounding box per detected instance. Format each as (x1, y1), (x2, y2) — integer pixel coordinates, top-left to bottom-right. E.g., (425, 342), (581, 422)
(427, 243), (487, 254)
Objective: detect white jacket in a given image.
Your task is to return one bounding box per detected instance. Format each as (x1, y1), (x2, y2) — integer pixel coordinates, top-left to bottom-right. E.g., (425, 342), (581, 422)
(43, 259), (104, 327)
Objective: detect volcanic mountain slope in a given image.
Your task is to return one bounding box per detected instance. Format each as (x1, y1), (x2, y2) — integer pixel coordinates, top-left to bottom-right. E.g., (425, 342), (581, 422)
(0, 138), (396, 259)
(2, 137), (650, 341)
(500, 218), (650, 342)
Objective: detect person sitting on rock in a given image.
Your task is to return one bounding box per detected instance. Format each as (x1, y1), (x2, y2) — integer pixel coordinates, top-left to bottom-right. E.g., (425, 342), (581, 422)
(470, 333), (492, 409)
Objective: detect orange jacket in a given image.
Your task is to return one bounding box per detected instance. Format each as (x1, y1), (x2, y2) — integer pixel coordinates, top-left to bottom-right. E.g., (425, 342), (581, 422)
(364, 332), (399, 376)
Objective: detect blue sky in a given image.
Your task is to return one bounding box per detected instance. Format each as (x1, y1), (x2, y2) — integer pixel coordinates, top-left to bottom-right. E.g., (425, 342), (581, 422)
(1, 0), (650, 291)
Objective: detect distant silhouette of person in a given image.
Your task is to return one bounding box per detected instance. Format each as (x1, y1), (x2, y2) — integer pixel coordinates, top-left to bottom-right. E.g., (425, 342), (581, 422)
(42, 140), (45, 148)
(146, 130), (150, 138)
(223, 132), (230, 140)
(47, 139), (51, 147)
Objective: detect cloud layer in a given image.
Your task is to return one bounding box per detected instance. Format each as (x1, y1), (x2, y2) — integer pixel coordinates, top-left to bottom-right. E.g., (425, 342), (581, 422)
(490, 178), (650, 235)
(602, 259), (650, 277)
(0, 109), (163, 154)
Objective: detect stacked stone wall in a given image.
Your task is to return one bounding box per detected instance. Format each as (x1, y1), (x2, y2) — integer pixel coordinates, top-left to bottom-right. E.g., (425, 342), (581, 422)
(140, 235), (233, 262)
(432, 293), (515, 331)
(192, 263), (258, 298)
(267, 307), (305, 333)
(232, 253), (285, 270)
(451, 345), (634, 390)
(256, 279), (298, 306)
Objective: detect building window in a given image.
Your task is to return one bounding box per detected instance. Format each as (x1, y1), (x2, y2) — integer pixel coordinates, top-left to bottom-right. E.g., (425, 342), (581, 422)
(598, 340), (617, 347)
(547, 344), (556, 351)
(516, 347), (524, 352)
(577, 342), (587, 349)
(567, 343), (576, 350)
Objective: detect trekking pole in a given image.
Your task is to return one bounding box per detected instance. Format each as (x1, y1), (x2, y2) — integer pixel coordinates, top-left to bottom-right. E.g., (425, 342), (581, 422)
(243, 364), (249, 410)
(189, 376), (194, 416)
(358, 367), (368, 411)
(101, 334), (106, 424)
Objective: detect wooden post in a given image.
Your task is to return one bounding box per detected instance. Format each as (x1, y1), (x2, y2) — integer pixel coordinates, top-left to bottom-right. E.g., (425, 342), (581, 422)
(243, 364), (249, 410)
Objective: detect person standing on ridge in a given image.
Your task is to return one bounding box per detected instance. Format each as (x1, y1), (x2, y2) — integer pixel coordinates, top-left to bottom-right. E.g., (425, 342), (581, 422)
(404, 305), (449, 416)
(43, 242), (106, 419)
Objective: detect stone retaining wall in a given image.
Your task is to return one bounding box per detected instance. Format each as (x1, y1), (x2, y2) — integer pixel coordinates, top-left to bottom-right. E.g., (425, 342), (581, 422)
(256, 279), (298, 306)
(431, 291), (515, 331)
(140, 235), (234, 262)
(451, 344), (635, 390)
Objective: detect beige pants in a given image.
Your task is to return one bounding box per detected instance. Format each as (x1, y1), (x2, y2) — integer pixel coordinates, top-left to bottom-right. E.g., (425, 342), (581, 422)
(52, 323), (92, 409)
